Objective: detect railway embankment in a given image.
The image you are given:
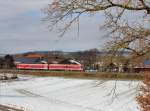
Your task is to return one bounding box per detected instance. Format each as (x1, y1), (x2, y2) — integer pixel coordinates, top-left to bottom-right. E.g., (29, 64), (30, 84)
(0, 69), (143, 80)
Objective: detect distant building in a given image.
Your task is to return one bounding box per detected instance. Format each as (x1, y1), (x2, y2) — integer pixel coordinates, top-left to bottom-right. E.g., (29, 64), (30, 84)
(14, 52), (47, 64)
(134, 60), (150, 72)
(143, 60), (150, 68)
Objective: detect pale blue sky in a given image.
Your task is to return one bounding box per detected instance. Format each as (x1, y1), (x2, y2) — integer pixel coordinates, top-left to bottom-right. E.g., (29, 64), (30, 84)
(0, 0), (109, 54)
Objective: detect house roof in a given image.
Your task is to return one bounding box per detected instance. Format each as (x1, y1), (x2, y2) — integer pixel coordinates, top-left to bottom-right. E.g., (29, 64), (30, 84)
(144, 60), (150, 65)
(59, 59), (81, 65)
(14, 57), (45, 64)
(25, 54), (44, 58)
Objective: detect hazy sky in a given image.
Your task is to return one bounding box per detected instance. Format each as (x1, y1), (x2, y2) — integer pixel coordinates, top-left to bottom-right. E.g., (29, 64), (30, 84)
(0, 0), (107, 54)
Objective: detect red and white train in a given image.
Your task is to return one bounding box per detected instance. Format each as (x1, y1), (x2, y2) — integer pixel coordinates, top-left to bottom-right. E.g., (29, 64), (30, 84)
(16, 63), (83, 71)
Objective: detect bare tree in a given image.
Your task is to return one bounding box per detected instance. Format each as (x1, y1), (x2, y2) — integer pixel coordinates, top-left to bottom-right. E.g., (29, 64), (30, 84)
(43, 0), (150, 57)
(105, 24), (150, 58)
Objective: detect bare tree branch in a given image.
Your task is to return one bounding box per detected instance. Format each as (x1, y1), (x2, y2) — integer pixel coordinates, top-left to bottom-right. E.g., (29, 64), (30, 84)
(43, 0), (150, 58)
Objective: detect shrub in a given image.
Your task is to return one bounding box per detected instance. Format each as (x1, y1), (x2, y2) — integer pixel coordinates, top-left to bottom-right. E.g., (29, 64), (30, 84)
(137, 72), (150, 111)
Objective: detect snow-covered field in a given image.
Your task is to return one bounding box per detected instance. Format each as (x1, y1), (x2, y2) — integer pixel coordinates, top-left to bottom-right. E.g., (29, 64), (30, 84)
(0, 75), (140, 111)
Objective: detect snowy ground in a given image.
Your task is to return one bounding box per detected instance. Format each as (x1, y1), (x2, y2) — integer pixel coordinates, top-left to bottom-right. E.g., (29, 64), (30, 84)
(0, 75), (141, 111)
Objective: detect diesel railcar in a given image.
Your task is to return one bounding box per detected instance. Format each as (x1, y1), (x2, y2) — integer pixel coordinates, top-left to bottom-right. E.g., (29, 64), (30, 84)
(16, 63), (83, 71)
